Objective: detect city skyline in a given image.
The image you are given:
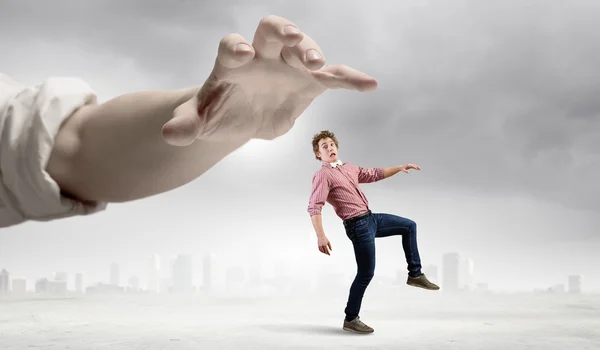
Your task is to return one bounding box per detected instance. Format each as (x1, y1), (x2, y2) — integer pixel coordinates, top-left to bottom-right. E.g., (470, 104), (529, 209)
(0, 250), (589, 296)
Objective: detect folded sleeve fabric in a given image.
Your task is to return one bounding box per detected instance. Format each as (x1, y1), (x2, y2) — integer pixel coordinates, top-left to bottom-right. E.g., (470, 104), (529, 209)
(0, 73), (107, 228)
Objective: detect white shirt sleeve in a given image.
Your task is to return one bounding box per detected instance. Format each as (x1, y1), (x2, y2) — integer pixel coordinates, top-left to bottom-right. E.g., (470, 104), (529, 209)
(0, 73), (107, 228)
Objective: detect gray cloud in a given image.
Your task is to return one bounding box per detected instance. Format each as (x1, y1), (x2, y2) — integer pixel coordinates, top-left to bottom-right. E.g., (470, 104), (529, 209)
(0, 0), (241, 87)
(310, 0), (600, 212)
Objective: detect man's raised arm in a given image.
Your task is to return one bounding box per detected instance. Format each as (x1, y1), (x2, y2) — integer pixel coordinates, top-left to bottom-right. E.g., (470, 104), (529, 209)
(382, 164), (421, 179)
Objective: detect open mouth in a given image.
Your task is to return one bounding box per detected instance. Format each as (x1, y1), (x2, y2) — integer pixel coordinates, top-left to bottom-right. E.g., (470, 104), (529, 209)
(330, 153), (336, 157)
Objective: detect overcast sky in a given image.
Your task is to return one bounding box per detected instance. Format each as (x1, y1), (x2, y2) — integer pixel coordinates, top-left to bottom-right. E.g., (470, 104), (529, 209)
(1, 0), (599, 292)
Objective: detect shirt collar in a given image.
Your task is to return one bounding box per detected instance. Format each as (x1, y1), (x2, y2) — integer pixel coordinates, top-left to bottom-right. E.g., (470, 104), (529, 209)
(322, 159), (343, 168)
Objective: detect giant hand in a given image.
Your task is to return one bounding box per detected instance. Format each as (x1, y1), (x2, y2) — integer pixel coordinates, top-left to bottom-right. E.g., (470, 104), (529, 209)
(162, 15), (378, 146)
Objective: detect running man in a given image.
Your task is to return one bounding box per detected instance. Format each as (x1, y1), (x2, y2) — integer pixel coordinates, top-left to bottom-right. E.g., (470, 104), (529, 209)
(307, 130), (439, 334)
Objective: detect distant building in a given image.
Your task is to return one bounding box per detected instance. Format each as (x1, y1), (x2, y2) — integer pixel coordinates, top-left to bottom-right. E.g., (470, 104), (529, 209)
(203, 253), (213, 292)
(35, 278), (67, 294)
(35, 278), (48, 293)
(463, 258), (475, 289)
(148, 254), (161, 292)
(75, 273), (84, 293)
(442, 253), (461, 291)
(443, 253), (475, 291)
(54, 272), (68, 281)
(548, 284), (566, 293)
(11, 278), (27, 294)
(110, 263), (120, 286)
(129, 276), (140, 291)
(568, 275), (583, 294)
(172, 254), (193, 293)
(0, 269), (9, 293)
(54, 272), (69, 291)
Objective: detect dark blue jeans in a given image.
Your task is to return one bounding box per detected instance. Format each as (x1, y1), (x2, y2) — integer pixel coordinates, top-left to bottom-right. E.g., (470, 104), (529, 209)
(343, 212), (422, 320)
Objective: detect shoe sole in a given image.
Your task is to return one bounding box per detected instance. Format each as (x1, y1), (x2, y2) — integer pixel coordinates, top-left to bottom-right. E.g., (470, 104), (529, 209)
(407, 282), (440, 290)
(343, 326), (374, 334)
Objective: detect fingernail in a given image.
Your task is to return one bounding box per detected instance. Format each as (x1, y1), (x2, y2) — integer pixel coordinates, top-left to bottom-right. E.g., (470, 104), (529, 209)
(235, 43), (252, 53)
(283, 25), (300, 35)
(306, 49), (322, 61)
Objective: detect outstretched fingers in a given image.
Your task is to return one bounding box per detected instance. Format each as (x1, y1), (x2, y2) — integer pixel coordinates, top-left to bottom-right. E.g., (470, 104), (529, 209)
(252, 15), (304, 59)
(312, 65), (378, 92)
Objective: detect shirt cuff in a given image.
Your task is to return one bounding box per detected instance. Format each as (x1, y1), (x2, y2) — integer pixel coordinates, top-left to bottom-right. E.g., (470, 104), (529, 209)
(0, 76), (106, 227)
(308, 208), (322, 216)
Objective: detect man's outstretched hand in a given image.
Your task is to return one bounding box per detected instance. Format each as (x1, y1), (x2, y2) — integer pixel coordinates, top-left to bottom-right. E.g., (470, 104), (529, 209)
(400, 164), (421, 173)
(162, 15), (378, 146)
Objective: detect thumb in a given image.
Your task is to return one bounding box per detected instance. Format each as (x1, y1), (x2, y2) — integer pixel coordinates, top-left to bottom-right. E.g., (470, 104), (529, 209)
(162, 97), (203, 146)
(328, 242), (332, 250)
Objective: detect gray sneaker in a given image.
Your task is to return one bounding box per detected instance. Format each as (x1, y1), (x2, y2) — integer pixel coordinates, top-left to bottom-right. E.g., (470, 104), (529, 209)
(343, 316), (374, 334)
(407, 274), (440, 290)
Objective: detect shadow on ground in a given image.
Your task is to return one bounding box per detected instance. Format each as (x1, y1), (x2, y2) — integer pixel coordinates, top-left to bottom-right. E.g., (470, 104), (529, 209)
(259, 324), (358, 336)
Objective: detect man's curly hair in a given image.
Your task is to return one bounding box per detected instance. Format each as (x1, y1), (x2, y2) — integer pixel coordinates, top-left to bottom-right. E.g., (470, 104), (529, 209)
(311, 130), (339, 160)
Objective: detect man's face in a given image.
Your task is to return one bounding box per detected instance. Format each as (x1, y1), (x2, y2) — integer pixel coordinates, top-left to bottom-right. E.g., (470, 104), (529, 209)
(316, 137), (339, 162)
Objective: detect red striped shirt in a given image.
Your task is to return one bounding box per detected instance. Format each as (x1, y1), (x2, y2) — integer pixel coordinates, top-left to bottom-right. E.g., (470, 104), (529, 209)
(307, 161), (384, 220)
